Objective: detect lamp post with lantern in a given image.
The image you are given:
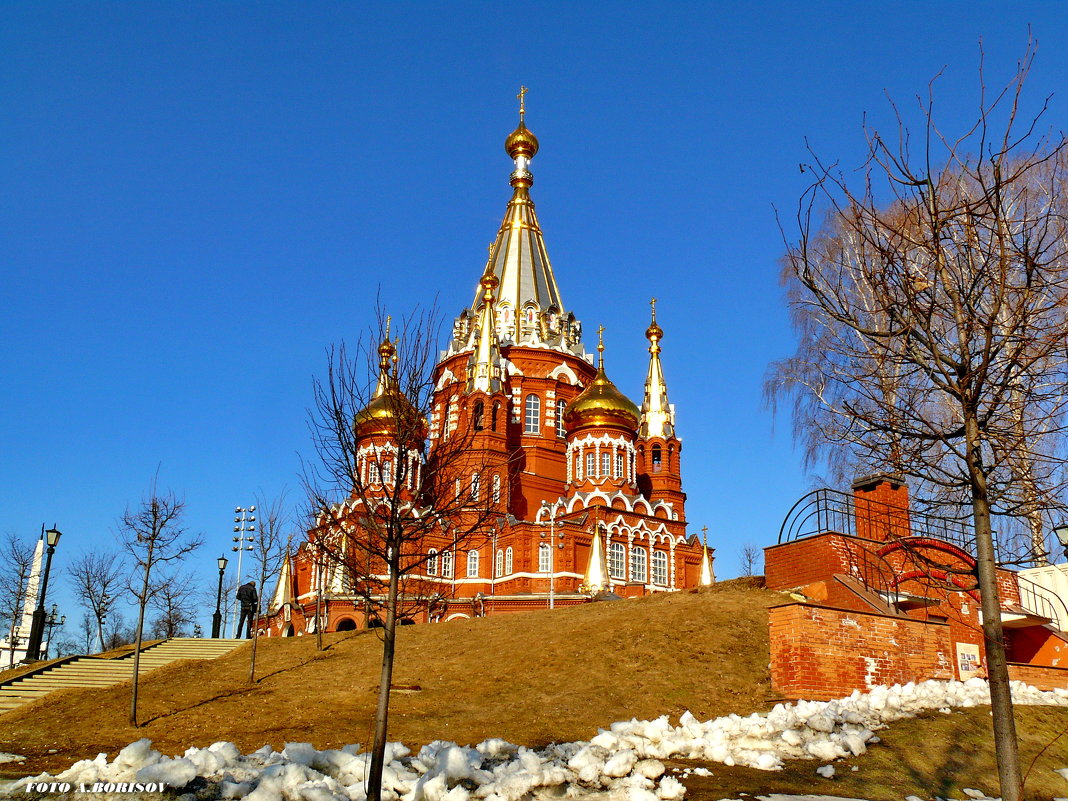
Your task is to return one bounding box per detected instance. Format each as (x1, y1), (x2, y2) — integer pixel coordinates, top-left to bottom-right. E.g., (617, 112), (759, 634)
(539, 500), (567, 609)
(26, 525), (62, 661)
(212, 554), (229, 638)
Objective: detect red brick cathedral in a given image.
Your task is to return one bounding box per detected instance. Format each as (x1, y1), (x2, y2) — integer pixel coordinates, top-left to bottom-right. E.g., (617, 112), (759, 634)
(264, 105), (714, 635)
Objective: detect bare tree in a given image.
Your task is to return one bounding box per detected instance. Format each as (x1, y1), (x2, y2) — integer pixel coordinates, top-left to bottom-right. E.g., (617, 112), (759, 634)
(739, 543), (762, 577)
(303, 307), (496, 801)
(0, 532), (35, 668)
(247, 492), (289, 683)
(149, 571), (199, 639)
(767, 43), (1068, 801)
(66, 549), (124, 652)
(118, 484), (202, 726)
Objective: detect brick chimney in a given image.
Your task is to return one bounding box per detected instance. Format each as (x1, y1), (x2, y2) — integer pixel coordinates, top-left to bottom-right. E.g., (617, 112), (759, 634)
(851, 473), (910, 541)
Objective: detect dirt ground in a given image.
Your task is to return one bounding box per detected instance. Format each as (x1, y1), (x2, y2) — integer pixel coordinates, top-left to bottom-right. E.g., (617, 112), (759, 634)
(2, 579), (1068, 799)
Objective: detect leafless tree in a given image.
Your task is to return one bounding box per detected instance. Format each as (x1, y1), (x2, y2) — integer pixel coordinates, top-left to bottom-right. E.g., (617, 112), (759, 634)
(118, 484), (202, 726)
(739, 543), (762, 577)
(247, 492), (289, 683)
(75, 611), (95, 654)
(149, 571), (199, 639)
(766, 43), (1068, 801)
(66, 549), (124, 652)
(303, 306), (496, 801)
(0, 532), (35, 668)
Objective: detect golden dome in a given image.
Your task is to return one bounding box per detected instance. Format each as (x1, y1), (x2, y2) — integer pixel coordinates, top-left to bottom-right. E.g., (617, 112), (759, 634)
(354, 336), (426, 442)
(563, 367), (641, 434)
(505, 121), (539, 161)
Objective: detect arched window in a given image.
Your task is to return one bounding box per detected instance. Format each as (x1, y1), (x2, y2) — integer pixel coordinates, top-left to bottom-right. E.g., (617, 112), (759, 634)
(556, 399), (566, 438)
(651, 551), (669, 586)
(473, 401), (484, 431)
(652, 444), (662, 473)
(467, 550), (479, 577)
(491, 402), (500, 431)
(608, 542), (626, 580)
(630, 546), (647, 583)
(442, 402), (451, 437)
(454, 478), (462, 501)
(369, 462), (381, 485)
(524, 394), (541, 434)
(538, 543), (553, 573)
(495, 549), (504, 578)
(601, 452), (610, 476)
(470, 473), (480, 501)
(381, 460), (392, 486)
(585, 452), (595, 477)
(427, 549), (438, 576)
(492, 474), (501, 504)
(441, 550), (453, 578)
(505, 546), (514, 574)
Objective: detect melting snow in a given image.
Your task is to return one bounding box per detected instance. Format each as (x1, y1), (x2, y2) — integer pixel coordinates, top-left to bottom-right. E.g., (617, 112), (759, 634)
(5, 678), (1068, 801)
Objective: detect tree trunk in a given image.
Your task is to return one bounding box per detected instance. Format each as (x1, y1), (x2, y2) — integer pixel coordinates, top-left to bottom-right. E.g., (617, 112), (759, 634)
(965, 414), (1022, 801)
(366, 545), (400, 801)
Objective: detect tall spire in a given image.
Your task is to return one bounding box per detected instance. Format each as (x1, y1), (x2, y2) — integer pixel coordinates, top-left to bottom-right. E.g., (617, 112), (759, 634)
(468, 273), (502, 393)
(580, 524), (609, 594)
(641, 299), (675, 438)
(462, 88), (583, 354)
(372, 317), (397, 398)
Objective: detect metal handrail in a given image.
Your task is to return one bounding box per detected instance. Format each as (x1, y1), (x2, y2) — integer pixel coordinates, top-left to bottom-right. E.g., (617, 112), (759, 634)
(1015, 574), (1068, 631)
(778, 487), (1003, 562)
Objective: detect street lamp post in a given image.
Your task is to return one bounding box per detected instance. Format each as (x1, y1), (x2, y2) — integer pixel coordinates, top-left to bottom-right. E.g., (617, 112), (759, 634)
(43, 605), (64, 659)
(230, 506), (256, 638)
(1053, 524), (1068, 561)
(539, 501), (566, 609)
(212, 555), (229, 638)
(26, 525), (62, 661)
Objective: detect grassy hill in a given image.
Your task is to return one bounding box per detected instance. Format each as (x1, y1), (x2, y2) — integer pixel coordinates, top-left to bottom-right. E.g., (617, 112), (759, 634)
(2, 579), (1068, 800)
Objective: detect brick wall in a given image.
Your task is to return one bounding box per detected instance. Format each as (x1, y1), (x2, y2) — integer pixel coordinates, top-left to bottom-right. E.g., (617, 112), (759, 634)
(765, 533), (855, 592)
(1007, 662), (1068, 691)
(769, 602), (954, 700)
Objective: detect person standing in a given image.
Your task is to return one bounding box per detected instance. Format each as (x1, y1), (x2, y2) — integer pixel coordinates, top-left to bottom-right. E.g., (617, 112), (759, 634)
(236, 581), (258, 639)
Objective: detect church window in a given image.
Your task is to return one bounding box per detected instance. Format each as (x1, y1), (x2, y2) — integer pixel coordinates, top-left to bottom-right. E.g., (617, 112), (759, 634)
(652, 444), (662, 473)
(538, 543), (552, 573)
(427, 549), (438, 576)
(369, 462), (381, 485)
(652, 551), (668, 586)
(601, 453), (610, 476)
(441, 550), (453, 578)
(470, 473), (480, 501)
(585, 452), (595, 477)
(615, 453), (624, 479)
(492, 474), (501, 504)
(495, 549), (504, 577)
(467, 550), (480, 577)
(442, 404), (450, 437)
(630, 546), (647, 583)
(491, 402), (500, 431)
(473, 401), (484, 431)
(608, 542), (626, 580)
(556, 400), (566, 438)
(381, 460), (392, 486)
(524, 394), (541, 434)
(454, 478), (462, 501)
(505, 546), (514, 574)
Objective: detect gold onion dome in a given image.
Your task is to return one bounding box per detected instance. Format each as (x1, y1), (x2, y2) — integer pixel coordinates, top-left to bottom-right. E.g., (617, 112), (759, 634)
(354, 335), (426, 441)
(564, 330), (640, 434)
(505, 121), (539, 161)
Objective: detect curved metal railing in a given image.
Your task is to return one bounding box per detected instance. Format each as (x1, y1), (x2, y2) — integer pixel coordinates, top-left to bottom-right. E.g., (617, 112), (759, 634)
(778, 487), (1003, 562)
(1015, 574), (1068, 631)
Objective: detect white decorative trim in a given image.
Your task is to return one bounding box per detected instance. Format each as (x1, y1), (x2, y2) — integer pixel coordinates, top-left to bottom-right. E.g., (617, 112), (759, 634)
(548, 362), (580, 385)
(435, 369), (458, 391)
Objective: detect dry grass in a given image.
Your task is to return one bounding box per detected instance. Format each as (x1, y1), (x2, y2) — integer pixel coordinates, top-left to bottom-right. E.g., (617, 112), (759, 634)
(2, 579), (1068, 799)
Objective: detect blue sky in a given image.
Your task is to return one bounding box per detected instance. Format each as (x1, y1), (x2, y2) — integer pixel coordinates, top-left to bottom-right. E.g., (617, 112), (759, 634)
(4, 3), (1068, 635)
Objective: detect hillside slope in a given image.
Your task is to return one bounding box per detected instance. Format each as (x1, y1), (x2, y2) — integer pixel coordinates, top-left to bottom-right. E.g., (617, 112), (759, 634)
(0, 580), (775, 775)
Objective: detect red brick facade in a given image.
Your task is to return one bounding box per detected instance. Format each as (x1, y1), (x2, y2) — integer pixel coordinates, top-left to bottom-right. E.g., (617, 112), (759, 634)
(767, 475), (1068, 698)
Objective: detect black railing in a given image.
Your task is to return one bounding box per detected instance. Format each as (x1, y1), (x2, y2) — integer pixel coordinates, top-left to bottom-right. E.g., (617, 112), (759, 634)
(778, 488), (1003, 563)
(1016, 574), (1068, 630)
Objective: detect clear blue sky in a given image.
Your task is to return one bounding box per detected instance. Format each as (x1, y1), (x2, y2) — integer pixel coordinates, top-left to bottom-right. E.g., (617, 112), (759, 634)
(4, 3), (1068, 634)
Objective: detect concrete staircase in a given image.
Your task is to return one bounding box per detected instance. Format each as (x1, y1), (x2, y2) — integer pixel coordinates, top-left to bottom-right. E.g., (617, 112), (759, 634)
(0, 638), (245, 715)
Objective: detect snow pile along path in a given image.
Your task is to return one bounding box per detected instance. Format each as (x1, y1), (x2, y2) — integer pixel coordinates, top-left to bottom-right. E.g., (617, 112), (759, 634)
(10, 679), (1068, 801)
